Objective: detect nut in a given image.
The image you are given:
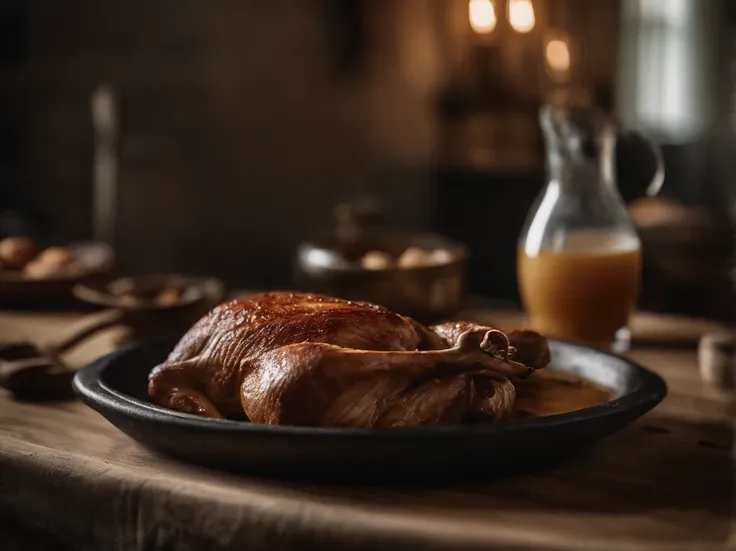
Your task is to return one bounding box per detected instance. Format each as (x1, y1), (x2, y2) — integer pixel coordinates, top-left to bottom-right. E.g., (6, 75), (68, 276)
(397, 247), (432, 268)
(0, 236), (37, 270)
(361, 251), (393, 270)
(35, 246), (74, 268)
(156, 287), (183, 306)
(23, 247), (83, 278)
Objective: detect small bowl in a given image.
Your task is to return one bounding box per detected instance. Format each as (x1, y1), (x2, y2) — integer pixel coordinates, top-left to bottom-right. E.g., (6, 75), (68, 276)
(295, 231), (468, 323)
(0, 241), (115, 309)
(72, 273), (225, 331)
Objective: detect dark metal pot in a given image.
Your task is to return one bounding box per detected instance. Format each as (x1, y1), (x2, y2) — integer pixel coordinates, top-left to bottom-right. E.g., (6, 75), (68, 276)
(294, 230), (468, 323)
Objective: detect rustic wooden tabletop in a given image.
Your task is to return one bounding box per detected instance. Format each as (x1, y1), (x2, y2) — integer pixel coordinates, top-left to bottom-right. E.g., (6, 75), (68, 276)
(0, 308), (733, 551)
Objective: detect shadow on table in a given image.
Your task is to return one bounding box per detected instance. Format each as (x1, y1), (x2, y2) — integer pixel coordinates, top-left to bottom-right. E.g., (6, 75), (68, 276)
(0, 513), (73, 551)
(296, 414), (733, 517)
(207, 415), (732, 517)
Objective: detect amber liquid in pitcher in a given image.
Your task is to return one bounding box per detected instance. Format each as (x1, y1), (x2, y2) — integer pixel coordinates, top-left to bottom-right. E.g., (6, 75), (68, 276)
(517, 231), (642, 348)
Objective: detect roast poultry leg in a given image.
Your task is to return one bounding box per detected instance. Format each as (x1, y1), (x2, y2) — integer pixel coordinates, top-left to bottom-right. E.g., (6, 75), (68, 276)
(148, 359), (228, 419)
(241, 328), (531, 427)
(431, 322), (551, 372)
(375, 371), (515, 427)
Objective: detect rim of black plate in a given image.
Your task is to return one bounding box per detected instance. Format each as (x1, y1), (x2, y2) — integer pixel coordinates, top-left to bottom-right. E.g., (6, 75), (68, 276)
(73, 338), (668, 440)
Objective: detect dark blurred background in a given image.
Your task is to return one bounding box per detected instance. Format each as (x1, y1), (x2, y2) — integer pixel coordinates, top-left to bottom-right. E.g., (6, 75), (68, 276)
(1, 0), (734, 320)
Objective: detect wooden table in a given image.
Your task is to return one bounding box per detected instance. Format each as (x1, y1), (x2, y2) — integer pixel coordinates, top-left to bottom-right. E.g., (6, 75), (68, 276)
(0, 308), (733, 551)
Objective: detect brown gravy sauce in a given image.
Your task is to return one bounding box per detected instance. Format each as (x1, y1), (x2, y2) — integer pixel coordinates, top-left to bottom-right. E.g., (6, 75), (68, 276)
(512, 368), (615, 419)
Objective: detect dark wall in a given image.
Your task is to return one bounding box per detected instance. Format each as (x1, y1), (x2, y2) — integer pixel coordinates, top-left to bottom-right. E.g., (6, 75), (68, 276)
(0, 1), (28, 219)
(12, 0), (440, 288)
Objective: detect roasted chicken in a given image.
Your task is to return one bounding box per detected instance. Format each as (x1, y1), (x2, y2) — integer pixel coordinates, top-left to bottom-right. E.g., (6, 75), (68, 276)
(148, 292), (550, 428)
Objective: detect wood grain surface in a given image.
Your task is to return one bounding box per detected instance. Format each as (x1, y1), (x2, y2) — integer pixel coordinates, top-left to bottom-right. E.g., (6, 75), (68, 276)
(0, 309), (733, 551)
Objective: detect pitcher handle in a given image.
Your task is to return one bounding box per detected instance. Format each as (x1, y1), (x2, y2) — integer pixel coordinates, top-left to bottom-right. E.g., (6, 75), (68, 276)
(619, 128), (665, 197)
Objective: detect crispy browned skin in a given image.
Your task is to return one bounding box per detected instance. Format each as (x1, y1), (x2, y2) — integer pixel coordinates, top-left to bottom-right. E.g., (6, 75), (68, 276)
(148, 292), (550, 427)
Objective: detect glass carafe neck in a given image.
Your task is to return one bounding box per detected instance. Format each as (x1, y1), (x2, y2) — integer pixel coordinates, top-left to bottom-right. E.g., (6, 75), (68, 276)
(541, 106), (617, 195)
(520, 105), (640, 257)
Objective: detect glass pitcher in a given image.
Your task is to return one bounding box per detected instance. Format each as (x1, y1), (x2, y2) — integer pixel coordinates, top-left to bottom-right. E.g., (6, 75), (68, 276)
(517, 105), (664, 352)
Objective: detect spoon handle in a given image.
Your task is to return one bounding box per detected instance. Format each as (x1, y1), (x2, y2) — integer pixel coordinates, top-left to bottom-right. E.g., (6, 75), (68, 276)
(43, 309), (125, 361)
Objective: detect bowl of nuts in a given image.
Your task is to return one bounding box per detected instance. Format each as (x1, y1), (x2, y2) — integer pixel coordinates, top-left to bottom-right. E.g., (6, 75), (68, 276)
(295, 230), (469, 323)
(0, 236), (114, 308)
(46, 274), (227, 353)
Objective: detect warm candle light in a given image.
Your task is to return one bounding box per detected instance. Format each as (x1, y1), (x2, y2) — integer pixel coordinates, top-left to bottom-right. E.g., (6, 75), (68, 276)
(508, 0), (535, 33)
(469, 0), (497, 35)
(545, 39), (571, 73)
